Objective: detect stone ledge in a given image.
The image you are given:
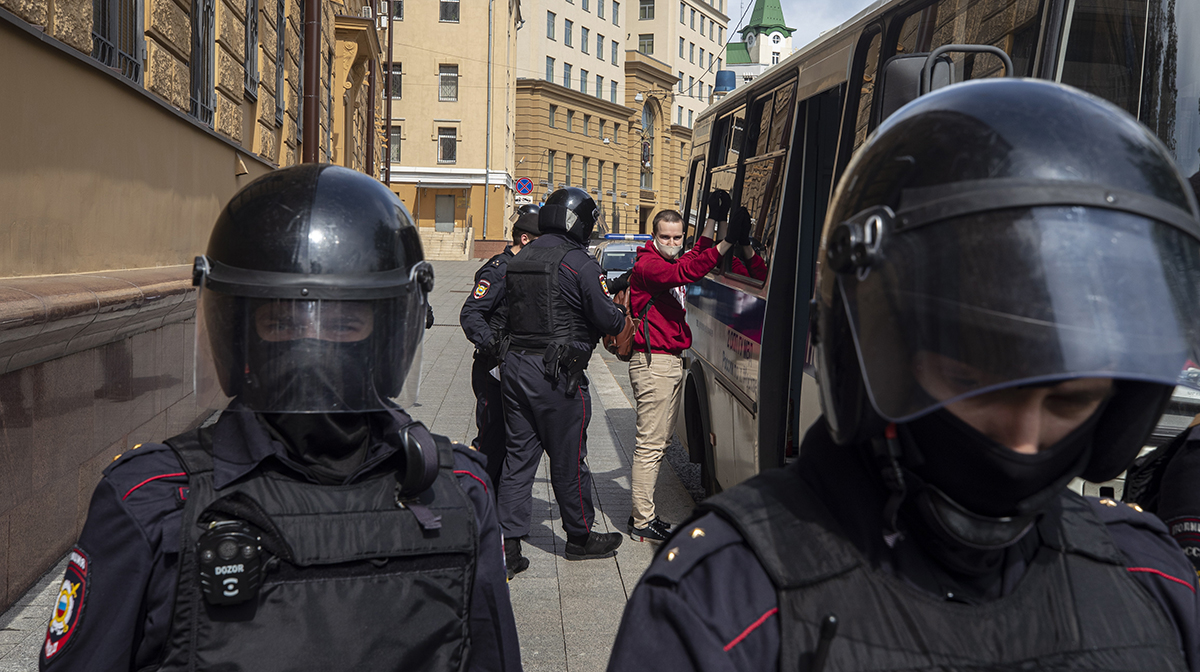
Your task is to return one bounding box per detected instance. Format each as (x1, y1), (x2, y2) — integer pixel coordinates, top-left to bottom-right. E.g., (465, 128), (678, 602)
(0, 266), (195, 374)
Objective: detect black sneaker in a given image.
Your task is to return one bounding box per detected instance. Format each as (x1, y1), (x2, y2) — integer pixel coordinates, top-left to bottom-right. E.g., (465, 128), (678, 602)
(627, 516), (672, 543)
(564, 531), (623, 560)
(504, 538), (530, 581)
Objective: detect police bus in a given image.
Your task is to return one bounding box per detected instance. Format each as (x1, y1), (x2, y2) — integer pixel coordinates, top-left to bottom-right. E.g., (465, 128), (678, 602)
(676, 0), (1200, 495)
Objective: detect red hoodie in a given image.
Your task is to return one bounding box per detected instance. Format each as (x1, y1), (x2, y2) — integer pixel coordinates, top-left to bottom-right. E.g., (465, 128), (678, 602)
(630, 237), (722, 354)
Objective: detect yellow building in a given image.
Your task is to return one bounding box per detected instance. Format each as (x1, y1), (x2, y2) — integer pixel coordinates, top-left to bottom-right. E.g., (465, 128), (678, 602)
(628, 0), (728, 129)
(385, 0), (521, 260)
(0, 0), (386, 611)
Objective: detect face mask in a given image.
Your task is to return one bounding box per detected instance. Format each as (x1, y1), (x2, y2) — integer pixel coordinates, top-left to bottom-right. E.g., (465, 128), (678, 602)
(657, 240), (683, 259)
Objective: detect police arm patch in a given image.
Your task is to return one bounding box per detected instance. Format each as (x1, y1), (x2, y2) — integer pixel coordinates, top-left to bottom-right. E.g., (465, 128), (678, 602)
(473, 279), (491, 299)
(42, 549), (89, 662)
(599, 275), (609, 294)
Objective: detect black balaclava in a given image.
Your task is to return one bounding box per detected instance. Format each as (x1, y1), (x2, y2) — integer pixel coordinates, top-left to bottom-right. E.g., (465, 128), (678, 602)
(243, 338), (376, 412)
(260, 412), (376, 484)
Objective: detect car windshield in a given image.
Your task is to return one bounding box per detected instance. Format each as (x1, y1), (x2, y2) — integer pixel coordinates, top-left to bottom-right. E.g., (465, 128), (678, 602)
(602, 250), (636, 271)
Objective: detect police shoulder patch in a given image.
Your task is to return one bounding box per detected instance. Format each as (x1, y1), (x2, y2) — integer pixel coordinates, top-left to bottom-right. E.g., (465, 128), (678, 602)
(599, 275), (609, 294)
(42, 549), (89, 662)
(473, 279), (491, 299)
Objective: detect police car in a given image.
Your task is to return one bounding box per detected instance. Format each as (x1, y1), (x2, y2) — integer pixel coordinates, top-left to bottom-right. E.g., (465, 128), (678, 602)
(593, 234), (650, 290)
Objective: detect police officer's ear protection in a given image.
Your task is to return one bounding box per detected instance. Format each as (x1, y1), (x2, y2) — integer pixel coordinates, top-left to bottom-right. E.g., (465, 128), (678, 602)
(196, 492), (294, 606)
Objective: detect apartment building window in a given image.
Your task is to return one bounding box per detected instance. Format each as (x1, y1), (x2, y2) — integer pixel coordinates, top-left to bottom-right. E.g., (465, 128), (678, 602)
(583, 114), (591, 135)
(717, 26), (722, 44)
(689, 43), (694, 63)
(700, 15), (705, 33)
(612, 1), (619, 25)
(613, 164), (619, 194)
(688, 109), (693, 126)
(611, 40), (618, 64)
(598, 160), (604, 190)
(439, 0), (459, 22)
(610, 80), (617, 102)
(567, 110), (575, 132)
(582, 159), (589, 189)
(548, 150), (556, 183)
(392, 0), (402, 19)
(681, 141), (686, 160)
(599, 120), (606, 139)
(92, 0), (143, 82)
(688, 75), (693, 93)
(678, 37), (684, 57)
(582, 0), (589, 10)
(439, 65), (459, 100)
(598, 0), (604, 19)
(582, 27), (590, 53)
(565, 20), (573, 46)
(549, 104), (557, 127)
(546, 56), (555, 82)
(639, 0), (653, 20)
(597, 34), (604, 59)
(596, 74), (603, 97)
(244, 0), (258, 96)
(679, 2), (684, 23)
(438, 127), (457, 163)
(708, 53), (713, 68)
(273, 0), (284, 125)
(709, 21), (713, 40)
(389, 125), (402, 162)
(677, 71), (683, 92)
(580, 69), (588, 94)
(700, 47), (704, 64)
(566, 154), (573, 185)
(190, 0), (216, 125)
(614, 123), (620, 143)
(388, 63), (402, 98)
(689, 8), (694, 27)
(638, 34), (653, 55)
(564, 63), (572, 86)
(717, 56), (721, 69)
(547, 11), (555, 39)
(676, 105), (682, 125)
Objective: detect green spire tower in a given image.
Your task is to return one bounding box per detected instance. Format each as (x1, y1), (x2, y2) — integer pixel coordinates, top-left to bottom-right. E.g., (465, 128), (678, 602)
(737, 0), (795, 43)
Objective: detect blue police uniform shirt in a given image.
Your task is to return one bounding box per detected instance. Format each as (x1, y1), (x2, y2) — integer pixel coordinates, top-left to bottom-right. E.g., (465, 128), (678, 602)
(39, 409), (522, 672)
(460, 248), (513, 349)
(608, 423), (1200, 672)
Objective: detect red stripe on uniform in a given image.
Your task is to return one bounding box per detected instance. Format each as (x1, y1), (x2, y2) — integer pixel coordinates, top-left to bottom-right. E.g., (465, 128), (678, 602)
(454, 469), (488, 494)
(577, 392), (589, 530)
(122, 473), (186, 500)
(724, 607), (779, 652)
(1127, 567), (1197, 592)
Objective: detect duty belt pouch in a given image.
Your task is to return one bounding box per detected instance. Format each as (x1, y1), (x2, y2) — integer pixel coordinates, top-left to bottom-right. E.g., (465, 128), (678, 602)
(543, 343), (562, 379)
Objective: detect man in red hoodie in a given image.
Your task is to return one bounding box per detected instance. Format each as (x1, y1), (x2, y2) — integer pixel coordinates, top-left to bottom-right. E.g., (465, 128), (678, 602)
(625, 193), (751, 542)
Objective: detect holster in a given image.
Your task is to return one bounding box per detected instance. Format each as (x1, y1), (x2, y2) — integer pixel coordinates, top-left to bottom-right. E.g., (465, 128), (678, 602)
(561, 346), (591, 395)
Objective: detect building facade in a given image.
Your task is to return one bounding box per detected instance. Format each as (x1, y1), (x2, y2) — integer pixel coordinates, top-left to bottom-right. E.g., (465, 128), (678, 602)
(0, 0), (385, 611)
(724, 0), (794, 88)
(629, 0), (728, 129)
(385, 0), (520, 260)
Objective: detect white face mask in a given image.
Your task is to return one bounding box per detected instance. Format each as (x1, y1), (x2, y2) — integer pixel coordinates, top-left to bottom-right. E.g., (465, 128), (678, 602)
(657, 240), (683, 259)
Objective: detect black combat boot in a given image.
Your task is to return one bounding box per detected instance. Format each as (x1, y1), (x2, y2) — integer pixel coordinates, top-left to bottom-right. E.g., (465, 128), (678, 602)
(564, 531), (623, 560)
(504, 538), (530, 581)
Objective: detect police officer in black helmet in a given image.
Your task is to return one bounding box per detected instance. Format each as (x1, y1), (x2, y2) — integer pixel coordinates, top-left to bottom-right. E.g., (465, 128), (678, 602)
(609, 79), (1200, 671)
(40, 165), (522, 672)
(460, 204), (541, 498)
(499, 187), (627, 575)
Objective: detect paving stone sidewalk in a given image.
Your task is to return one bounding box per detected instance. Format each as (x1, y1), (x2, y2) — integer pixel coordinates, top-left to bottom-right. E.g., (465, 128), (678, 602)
(0, 260), (698, 672)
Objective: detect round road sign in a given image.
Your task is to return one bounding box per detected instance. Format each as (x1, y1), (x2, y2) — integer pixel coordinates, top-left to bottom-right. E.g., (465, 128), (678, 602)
(515, 177), (534, 195)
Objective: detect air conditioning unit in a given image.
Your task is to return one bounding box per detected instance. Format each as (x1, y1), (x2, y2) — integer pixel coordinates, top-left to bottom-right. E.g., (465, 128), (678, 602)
(605, 190), (613, 196)
(591, 188), (599, 194)
(620, 191), (627, 197)
(539, 180), (549, 186)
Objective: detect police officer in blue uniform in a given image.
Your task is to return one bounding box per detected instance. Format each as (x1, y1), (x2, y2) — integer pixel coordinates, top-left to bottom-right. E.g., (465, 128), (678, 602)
(40, 165), (522, 672)
(460, 205), (540, 497)
(499, 187), (626, 575)
(609, 80), (1200, 671)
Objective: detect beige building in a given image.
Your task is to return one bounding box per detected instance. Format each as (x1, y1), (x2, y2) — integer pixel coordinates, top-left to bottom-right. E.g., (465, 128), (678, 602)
(624, 50), (692, 232)
(0, 0), (386, 611)
(385, 0), (521, 260)
(629, 0), (728, 129)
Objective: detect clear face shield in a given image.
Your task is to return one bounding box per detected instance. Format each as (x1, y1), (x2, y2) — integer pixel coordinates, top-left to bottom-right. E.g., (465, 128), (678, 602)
(195, 271), (429, 414)
(834, 206), (1200, 422)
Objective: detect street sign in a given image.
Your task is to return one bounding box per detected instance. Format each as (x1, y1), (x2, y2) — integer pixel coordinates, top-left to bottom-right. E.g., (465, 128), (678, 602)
(515, 177), (534, 195)
(515, 194), (533, 205)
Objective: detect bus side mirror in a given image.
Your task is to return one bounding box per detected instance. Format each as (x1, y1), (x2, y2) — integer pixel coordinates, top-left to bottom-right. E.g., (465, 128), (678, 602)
(877, 44), (1015, 123)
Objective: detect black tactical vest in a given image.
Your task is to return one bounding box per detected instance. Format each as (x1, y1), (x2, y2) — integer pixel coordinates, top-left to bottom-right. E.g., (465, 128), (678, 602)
(157, 426), (478, 672)
(506, 240), (593, 349)
(701, 465), (1188, 671)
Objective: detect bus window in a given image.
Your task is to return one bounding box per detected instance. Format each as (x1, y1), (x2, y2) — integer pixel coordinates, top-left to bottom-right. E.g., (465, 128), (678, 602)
(749, 93), (775, 158)
(895, 0), (1044, 80)
(735, 155), (784, 284)
(1057, 0), (1147, 118)
(684, 157), (707, 234)
(768, 84), (797, 153)
(1138, 0), (1200, 190)
(853, 32), (882, 150)
(711, 106), (746, 168)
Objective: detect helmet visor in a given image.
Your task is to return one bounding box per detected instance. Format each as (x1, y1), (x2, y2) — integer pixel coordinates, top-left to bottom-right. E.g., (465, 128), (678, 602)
(195, 290), (425, 413)
(839, 206), (1200, 422)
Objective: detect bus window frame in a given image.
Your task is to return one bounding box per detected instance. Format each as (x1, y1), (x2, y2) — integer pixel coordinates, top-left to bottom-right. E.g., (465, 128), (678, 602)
(682, 155), (708, 242)
(835, 21), (885, 179)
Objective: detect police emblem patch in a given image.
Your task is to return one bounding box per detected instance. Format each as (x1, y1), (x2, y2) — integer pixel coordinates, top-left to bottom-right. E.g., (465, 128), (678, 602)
(600, 275), (609, 294)
(43, 549), (88, 661)
(473, 280), (491, 299)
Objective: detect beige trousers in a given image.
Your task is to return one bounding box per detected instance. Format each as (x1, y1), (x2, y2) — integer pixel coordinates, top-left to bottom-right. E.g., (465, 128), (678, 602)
(629, 351), (685, 527)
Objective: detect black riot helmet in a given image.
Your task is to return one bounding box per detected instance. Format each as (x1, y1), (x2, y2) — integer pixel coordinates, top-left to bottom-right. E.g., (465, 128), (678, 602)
(193, 164), (433, 413)
(539, 187), (603, 243)
(511, 203), (542, 238)
(814, 79), (1200, 527)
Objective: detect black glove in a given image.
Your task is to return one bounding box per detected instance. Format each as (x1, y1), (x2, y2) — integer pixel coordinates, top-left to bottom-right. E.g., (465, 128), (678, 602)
(482, 335), (502, 360)
(707, 190), (732, 222)
(426, 305), (435, 329)
(726, 207), (752, 246)
(608, 271), (631, 295)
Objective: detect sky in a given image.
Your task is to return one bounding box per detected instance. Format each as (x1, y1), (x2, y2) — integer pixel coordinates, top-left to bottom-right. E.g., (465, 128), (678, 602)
(727, 0), (877, 50)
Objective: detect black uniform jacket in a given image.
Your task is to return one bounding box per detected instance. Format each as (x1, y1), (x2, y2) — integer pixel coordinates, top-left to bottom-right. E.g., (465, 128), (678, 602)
(608, 420), (1200, 672)
(460, 248), (513, 349)
(39, 408), (522, 672)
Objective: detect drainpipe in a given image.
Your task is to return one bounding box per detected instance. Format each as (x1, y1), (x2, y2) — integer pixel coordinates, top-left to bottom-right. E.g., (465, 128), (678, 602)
(366, 66), (376, 173)
(484, 0), (494, 241)
(385, 0), (394, 183)
(302, 0), (321, 161)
